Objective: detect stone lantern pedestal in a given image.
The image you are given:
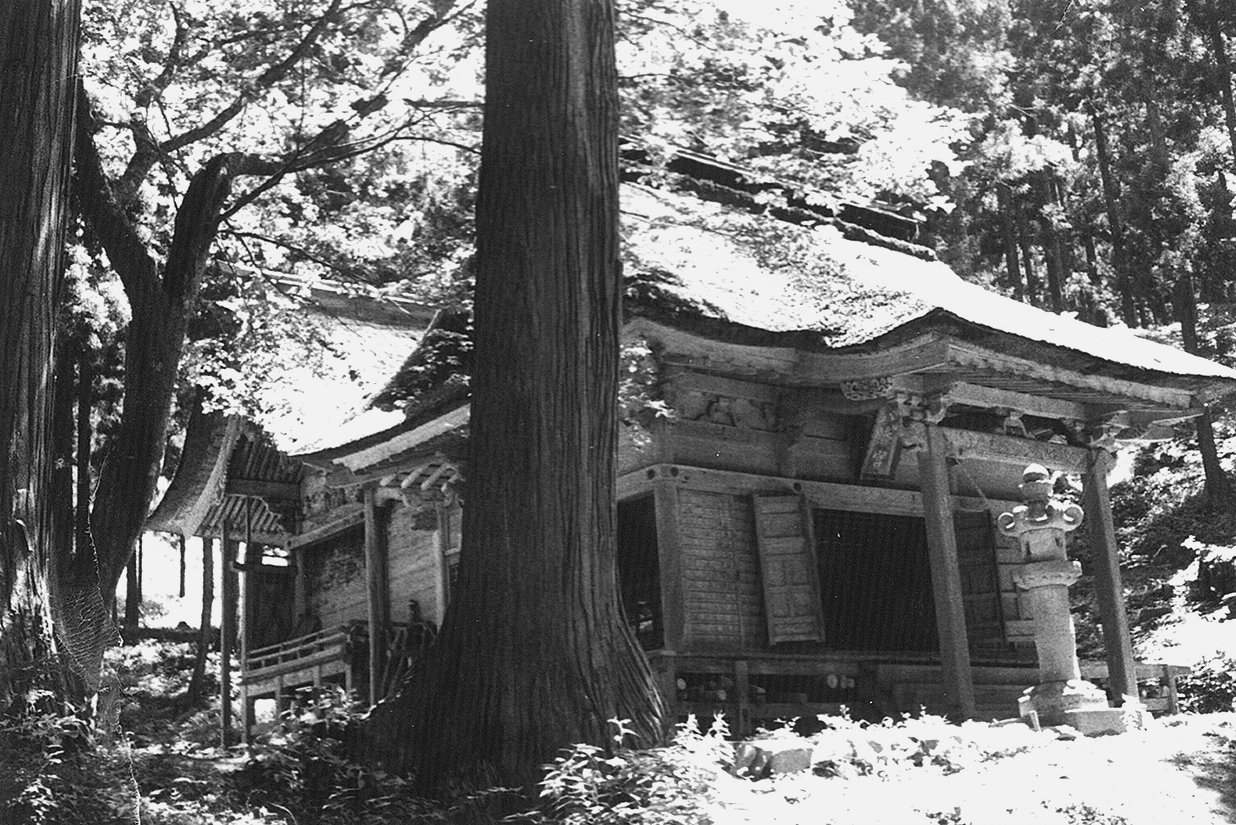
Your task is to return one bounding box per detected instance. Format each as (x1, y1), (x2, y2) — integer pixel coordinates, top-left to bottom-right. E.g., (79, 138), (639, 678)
(998, 464), (1143, 735)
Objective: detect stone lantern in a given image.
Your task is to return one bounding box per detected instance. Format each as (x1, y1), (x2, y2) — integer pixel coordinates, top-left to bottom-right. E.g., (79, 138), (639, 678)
(997, 464), (1140, 734)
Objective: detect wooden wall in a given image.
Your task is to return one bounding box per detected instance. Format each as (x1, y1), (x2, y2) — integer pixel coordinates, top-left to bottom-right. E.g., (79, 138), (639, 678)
(304, 526), (368, 629)
(386, 503), (446, 625)
(636, 367), (1039, 662)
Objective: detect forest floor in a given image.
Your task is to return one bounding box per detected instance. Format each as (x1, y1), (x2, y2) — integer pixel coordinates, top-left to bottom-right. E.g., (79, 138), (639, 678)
(702, 713), (1236, 825)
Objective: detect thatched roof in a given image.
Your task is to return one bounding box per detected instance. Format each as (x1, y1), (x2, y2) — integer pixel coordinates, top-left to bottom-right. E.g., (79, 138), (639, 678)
(621, 184), (1236, 390)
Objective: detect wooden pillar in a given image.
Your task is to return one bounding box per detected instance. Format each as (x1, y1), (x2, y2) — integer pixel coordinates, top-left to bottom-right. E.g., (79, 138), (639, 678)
(364, 486), (390, 706)
(917, 425), (976, 720)
(239, 502), (253, 744)
(220, 528), (237, 747)
(653, 475), (685, 652)
(293, 543), (307, 621)
(1084, 449), (1139, 702)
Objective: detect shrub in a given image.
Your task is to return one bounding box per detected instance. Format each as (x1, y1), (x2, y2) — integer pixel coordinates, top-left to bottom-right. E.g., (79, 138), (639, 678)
(530, 716), (729, 825)
(1177, 654), (1236, 713)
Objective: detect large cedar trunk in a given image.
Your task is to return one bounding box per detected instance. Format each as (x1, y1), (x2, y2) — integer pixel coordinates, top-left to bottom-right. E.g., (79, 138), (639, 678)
(0, 0), (81, 707)
(367, 0), (664, 790)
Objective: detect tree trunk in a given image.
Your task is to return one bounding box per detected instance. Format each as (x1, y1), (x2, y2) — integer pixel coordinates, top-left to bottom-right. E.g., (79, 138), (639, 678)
(124, 543), (141, 629)
(1034, 170), (1067, 313)
(996, 181), (1024, 300)
(1088, 103), (1135, 326)
(367, 0), (664, 790)
(1018, 226), (1040, 307)
(70, 96), (232, 678)
(76, 348), (93, 557)
(1176, 273), (1231, 507)
(188, 537), (214, 705)
(0, 0), (81, 707)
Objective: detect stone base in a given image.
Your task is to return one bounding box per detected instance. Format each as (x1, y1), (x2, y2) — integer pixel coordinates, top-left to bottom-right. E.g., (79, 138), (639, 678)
(1018, 679), (1109, 728)
(732, 737), (813, 778)
(1061, 704), (1146, 736)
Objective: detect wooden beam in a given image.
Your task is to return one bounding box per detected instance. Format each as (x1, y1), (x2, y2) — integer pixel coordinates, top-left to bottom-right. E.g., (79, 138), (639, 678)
(941, 381), (1091, 421)
(631, 317), (953, 382)
(225, 478), (300, 500)
(620, 464), (1019, 518)
(942, 427), (1090, 473)
(364, 486), (390, 706)
(949, 342), (1197, 409)
(287, 508), (365, 549)
(1083, 449), (1138, 703)
(917, 425), (976, 720)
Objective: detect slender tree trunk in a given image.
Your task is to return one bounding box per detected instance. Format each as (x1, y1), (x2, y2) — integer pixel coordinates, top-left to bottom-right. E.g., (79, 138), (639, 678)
(1018, 227), (1040, 307)
(996, 182), (1024, 300)
(1034, 170), (1067, 313)
(1176, 273), (1231, 507)
(367, 0), (664, 790)
(1089, 103), (1135, 326)
(188, 537), (214, 705)
(0, 0), (82, 706)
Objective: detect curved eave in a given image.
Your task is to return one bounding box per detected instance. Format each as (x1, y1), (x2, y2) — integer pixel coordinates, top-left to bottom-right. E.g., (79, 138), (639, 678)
(147, 412), (243, 537)
(626, 311), (1236, 412)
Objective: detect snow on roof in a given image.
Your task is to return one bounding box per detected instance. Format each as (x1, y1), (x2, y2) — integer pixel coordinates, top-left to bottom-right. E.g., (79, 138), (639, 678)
(622, 184), (1236, 382)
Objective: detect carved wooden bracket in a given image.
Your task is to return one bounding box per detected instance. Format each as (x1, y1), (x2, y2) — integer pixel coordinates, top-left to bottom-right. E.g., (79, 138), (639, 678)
(840, 376), (895, 401)
(860, 390), (952, 477)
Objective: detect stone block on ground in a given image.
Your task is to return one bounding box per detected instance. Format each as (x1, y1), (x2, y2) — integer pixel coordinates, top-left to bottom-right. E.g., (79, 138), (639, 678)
(732, 736), (813, 779)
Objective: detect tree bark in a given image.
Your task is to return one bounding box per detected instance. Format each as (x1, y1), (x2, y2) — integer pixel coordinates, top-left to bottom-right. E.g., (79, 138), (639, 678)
(366, 0), (664, 790)
(76, 348), (93, 558)
(0, 0), (81, 706)
(124, 544), (141, 630)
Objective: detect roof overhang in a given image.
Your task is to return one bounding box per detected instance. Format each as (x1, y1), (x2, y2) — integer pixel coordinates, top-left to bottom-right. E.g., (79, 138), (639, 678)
(628, 314), (1236, 416)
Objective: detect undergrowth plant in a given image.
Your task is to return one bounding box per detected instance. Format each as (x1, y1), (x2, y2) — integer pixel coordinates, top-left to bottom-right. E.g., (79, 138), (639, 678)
(528, 715), (730, 825)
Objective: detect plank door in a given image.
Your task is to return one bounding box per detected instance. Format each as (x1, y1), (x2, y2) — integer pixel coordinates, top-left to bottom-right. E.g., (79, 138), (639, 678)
(753, 493), (825, 644)
(955, 509), (1005, 651)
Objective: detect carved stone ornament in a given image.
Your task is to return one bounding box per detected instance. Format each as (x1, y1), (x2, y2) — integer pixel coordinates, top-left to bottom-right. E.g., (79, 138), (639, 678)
(996, 463), (1083, 561)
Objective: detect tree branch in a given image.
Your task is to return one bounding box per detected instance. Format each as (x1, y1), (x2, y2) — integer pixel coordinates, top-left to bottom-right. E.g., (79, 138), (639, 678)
(164, 155), (233, 302)
(159, 0), (345, 155)
(72, 81), (161, 303)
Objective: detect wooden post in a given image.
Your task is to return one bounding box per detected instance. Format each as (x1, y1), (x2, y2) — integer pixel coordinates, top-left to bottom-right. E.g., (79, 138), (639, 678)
(653, 476), (686, 652)
(917, 425), (976, 720)
(220, 527), (236, 748)
(364, 486), (390, 706)
(239, 501), (252, 744)
(1084, 449), (1139, 703)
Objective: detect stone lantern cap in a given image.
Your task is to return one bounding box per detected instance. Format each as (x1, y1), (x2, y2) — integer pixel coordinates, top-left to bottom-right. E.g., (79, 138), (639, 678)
(997, 463), (1084, 562)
